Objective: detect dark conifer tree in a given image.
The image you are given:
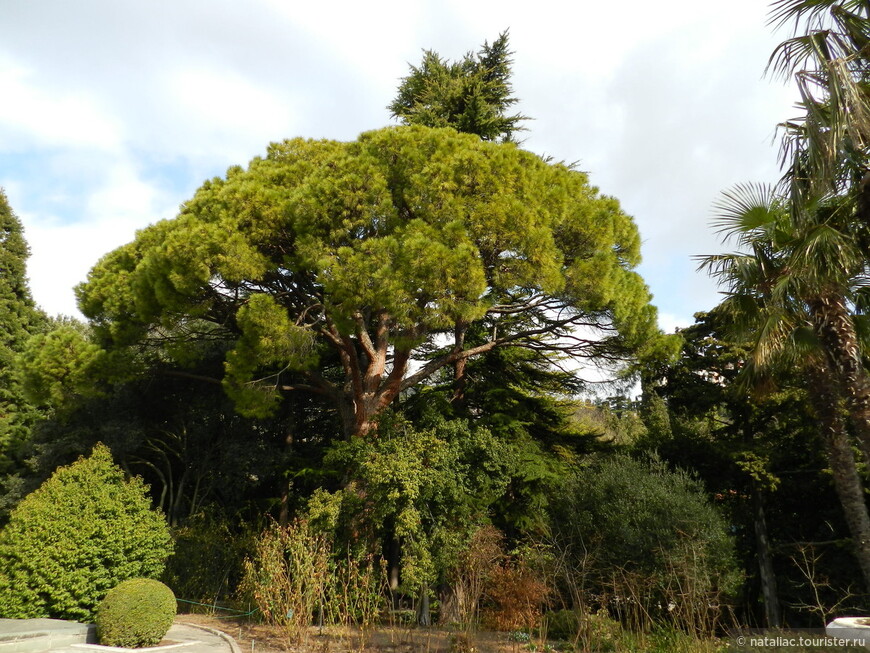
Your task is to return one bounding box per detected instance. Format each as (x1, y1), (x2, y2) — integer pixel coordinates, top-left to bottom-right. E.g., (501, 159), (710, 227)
(389, 31), (528, 143)
(0, 189), (46, 506)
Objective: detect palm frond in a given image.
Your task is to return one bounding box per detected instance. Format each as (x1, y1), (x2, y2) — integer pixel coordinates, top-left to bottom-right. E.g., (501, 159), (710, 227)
(711, 183), (781, 244)
(696, 252), (767, 291)
(768, 32), (833, 80)
(790, 323), (822, 352)
(716, 292), (767, 337)
(794, 222), (852, 278)
(769, 0), (824, 31)
(768, 1), (870, 201)
(750, 306), (797, 366)
(769, 0), (869, 33)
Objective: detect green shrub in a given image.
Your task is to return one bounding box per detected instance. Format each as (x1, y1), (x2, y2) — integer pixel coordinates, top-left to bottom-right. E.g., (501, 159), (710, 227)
(543, 609), (581, 641)
(162, 511), (255, 608)
(549, 455), (740, 635)
(0, 443), (173, 621)
(96, 578), (176, 647)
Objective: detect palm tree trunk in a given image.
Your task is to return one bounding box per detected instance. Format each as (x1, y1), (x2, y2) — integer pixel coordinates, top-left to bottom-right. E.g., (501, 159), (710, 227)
(809, 294), (870, 465)
(807, 360), (870, 591)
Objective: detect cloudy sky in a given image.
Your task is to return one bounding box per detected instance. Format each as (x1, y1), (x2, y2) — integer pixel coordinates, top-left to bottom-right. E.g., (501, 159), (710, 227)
(1, 0), (797, 332)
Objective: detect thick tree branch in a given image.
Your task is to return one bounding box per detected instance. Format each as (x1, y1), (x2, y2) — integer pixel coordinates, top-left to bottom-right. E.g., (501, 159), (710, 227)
(376, 347), (412, 411)
(400, 312), (615, 391)
(354, 311), (377, 363)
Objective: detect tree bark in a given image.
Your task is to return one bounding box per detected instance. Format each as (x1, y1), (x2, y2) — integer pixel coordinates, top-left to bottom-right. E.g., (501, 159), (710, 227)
(337, 393), (358, 440)
(417, 584), (431, 626)
(809, 293), (870, 466)
(807, 361), (870, 592)
(452, 356), (468, 408)
(750, 479), (781, 627)
(451, 322), (469, 409)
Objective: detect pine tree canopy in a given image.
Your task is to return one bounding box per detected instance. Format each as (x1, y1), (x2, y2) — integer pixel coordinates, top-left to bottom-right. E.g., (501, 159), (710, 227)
(77, 126), (670, 437)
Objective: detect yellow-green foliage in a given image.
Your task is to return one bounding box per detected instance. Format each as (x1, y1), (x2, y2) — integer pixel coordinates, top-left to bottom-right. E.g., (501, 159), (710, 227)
(96, 578), (176, 647)
(77, 126), (671, 419)
(0, 444), (173, 621)
(18, 324), (105, 408)
(324, 415), (513, 593)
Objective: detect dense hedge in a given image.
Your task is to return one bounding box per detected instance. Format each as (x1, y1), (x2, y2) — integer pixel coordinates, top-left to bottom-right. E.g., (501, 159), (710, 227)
(0, 444), (173, 621)
(96, 578), (176, 647)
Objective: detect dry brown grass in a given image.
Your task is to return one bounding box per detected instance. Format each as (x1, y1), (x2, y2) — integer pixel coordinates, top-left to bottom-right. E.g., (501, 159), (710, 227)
(178, 614), (525, 653)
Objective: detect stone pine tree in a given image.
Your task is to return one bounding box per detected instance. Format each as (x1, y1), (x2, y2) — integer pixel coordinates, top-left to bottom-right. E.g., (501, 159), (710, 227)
(77, 126), (671, 440)
(0, 189), (45, 483)
(389, 31), (527, 143)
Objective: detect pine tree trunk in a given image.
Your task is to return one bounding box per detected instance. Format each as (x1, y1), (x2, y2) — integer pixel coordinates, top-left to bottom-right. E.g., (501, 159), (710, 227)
(807, 361), (870, 591)
(338, 393), (357, 439)
(452, 357), (468, 408)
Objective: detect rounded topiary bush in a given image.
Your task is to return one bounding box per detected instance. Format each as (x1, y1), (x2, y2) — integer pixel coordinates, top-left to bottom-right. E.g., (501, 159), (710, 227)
(96, 578), (176, 647)
(0, 443), (173, 621)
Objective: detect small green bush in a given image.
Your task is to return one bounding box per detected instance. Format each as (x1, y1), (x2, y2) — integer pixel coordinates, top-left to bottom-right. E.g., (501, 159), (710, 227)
(544, 609), (581, 641)
(96, 578), (176, 647)
(0, 443), (173, 621)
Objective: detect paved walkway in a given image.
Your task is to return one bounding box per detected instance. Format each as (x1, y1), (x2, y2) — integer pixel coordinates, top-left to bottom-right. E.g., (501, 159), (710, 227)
(0, 619), (239, 653)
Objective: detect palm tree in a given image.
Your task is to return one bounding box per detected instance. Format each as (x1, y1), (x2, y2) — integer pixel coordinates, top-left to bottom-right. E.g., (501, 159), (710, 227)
(699, 182), (870, 589)
(767, 0), (870, 207)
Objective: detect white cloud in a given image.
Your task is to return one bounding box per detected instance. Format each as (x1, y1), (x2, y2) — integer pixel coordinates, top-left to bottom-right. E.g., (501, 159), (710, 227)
(0, 56), (123, 152)
(24, 218), (133, 318)
(161, 68), (293, 162)
(658, 312), (694, 335)
(85, 162), (169, 225)
(17, 157), (180, 318)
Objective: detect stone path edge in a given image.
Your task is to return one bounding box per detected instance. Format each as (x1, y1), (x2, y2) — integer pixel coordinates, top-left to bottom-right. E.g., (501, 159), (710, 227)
(177, 623), (241, 653)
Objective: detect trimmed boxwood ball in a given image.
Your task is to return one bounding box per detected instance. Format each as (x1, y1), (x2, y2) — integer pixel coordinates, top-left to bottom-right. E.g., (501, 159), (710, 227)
(97, 578), (177, 647)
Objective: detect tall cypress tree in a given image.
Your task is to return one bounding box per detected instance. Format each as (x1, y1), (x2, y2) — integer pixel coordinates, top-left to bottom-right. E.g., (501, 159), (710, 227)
(0, 189), (45, 479)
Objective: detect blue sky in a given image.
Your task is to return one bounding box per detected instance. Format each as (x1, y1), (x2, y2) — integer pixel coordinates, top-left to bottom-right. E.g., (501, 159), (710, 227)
(1, 0), (796, 332)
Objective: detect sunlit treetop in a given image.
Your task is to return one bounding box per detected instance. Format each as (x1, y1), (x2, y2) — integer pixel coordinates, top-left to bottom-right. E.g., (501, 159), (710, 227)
(78, 126), (672, 437)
